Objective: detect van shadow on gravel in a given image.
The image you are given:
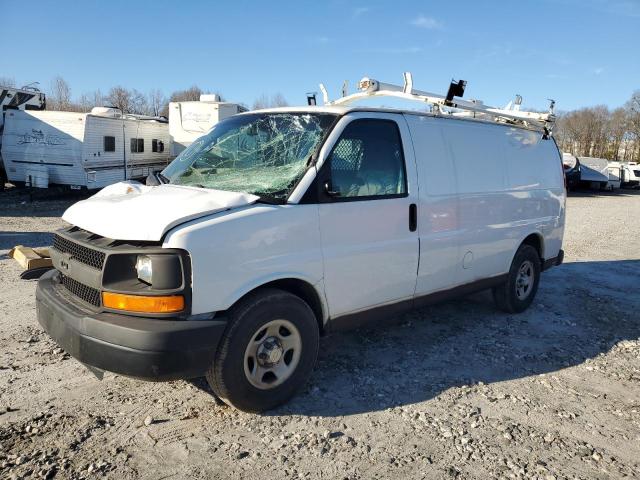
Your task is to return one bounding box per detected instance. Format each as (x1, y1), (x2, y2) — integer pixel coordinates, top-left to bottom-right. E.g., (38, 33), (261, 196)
(270, 259), (640, 417)
(185, 260), (640, 417)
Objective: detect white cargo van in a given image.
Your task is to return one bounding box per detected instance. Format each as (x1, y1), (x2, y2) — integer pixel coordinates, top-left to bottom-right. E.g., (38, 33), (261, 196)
(36, 75), (565, 412)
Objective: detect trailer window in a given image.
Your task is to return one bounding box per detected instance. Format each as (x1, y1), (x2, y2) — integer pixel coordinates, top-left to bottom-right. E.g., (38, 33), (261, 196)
(103, 136), (115, 152)
(130, 138), (144, 153)
(151, 139), (165, 153)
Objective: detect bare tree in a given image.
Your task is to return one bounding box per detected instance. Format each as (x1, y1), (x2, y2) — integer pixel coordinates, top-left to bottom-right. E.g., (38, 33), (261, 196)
(49, 76), (72, 111)
(77, 93), (92, 113)
(252, 93), (289, 110)
(147, 89), (166, 117)
(0, 76), (16, 87)
(169, 85), (203, 103)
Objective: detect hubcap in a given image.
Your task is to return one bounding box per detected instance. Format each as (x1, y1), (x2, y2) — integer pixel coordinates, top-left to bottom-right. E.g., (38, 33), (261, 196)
(515, 260), (534, 300)
(243, 319), (302, 390)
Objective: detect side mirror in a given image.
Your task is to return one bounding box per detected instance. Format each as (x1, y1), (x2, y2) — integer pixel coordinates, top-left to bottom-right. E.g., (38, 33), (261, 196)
(145, 172), (161, 186)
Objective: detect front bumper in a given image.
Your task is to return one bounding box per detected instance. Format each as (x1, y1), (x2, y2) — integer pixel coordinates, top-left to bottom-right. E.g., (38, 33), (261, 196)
(36, 270), (226, 381)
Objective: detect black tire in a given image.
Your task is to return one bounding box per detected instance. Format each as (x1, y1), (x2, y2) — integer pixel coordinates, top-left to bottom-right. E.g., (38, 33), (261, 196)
(492, 244), (541, 314)
(206, 288), (319, 413)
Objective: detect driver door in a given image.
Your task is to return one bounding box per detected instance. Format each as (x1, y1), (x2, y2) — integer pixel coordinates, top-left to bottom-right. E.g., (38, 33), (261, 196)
(315, 113), (420, 319)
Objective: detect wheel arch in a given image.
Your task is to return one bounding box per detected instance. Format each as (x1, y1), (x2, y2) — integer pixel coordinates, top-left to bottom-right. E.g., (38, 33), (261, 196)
(224, 276), (328, 333)
(520, 232), (545, 262)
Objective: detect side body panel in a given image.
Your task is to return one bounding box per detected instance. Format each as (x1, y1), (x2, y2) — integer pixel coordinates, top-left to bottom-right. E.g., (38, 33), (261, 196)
(437, 118), (564, 285)
(404, 114), (461, 295)
(163, 204), (326, 318)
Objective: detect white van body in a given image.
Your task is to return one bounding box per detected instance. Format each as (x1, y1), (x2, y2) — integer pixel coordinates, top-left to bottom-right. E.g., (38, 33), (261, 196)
(169, 95), (247, 158)
(37, 103), (565, 412)
(1, 108), (170, 189)
(62, 106), (565, 318)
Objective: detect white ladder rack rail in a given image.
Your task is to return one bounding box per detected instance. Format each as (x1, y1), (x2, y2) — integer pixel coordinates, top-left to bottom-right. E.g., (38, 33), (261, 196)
(320, 72), (556, 133)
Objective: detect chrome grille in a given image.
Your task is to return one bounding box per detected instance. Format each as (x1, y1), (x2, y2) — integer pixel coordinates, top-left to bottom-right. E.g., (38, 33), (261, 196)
(60, 274), (101, 307)
(53, 234), (105, 270)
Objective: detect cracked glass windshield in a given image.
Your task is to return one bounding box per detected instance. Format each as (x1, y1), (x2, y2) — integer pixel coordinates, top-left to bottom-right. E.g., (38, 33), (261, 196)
(163, 112), (336, 201)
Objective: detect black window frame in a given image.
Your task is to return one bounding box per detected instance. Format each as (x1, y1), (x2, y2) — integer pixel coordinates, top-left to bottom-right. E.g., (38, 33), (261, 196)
(103, 135), (116, 152)
(315, 118), (408, 203)
(152, 139), (158, 152)
(130, 138), (145, 153)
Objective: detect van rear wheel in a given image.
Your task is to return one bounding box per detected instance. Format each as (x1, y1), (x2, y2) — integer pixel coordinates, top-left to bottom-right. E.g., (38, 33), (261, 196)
(492, 244), (541, 313)
(206, 288), (319, 413)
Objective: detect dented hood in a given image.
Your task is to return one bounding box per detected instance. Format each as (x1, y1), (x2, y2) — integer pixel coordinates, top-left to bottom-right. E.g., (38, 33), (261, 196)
(62, 181), (259, 241)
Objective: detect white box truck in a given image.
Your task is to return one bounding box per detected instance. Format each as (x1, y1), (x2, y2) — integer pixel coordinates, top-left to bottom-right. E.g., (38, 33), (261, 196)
(35, 74), (565, 412)
(1, 107), (171, 189)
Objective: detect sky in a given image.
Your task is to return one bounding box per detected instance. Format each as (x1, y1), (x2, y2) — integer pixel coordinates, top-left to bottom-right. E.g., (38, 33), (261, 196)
(2, 0), (639, 112)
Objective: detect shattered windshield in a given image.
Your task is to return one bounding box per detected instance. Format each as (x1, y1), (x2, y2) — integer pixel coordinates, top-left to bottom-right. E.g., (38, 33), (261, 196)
(163, 112), (336, 201)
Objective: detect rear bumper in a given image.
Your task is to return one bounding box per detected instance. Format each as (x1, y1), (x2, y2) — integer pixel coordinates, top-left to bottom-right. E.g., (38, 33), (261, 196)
(36, 270), (226, 381)
(542, 249), (564, 271)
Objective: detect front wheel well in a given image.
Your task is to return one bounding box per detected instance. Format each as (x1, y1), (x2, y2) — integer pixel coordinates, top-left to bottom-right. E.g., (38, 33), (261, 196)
(230, 279), (325, 334)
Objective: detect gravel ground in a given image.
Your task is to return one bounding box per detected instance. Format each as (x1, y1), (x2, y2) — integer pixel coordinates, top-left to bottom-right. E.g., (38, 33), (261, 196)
(1, 187), (639, 480)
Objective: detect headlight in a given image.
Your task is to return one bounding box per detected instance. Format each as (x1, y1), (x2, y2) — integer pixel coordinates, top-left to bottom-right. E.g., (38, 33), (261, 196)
(136, 255), (153, 284)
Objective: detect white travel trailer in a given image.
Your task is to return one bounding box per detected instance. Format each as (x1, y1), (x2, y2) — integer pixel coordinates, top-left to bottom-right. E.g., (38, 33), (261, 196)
(609, 161), (640, 188)
(1, 85), (47, 187)
(169, 94), (247, 158)
(1, 108), (171, 189)
(36, 73), (565, 412)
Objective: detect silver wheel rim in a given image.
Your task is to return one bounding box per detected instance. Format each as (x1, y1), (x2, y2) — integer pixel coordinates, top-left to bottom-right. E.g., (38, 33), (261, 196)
(243, 319), (302, 390)
(515, 260), (534, 300)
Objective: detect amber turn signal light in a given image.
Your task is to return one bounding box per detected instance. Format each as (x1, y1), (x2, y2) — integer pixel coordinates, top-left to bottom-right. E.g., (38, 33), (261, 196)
(102, 292), (185, 313)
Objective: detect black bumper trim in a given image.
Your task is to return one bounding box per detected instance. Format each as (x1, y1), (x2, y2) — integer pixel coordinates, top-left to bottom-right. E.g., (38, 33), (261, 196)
(36, 270), (226, 381)
(542, 249), (564, 271)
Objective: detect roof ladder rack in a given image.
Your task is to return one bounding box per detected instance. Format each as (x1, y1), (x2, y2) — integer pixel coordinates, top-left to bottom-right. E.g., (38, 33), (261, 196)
(320, 72), (556, 134)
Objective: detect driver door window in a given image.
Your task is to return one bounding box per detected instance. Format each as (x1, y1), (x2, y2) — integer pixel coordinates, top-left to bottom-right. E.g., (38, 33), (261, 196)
(328, 119), (407, 200)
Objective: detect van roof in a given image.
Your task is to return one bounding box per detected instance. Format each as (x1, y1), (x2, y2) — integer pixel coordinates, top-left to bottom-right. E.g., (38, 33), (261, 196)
(241, 105), (551, 134)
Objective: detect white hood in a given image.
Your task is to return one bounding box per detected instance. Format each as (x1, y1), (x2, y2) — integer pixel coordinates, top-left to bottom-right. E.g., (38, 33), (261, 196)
(62, 181), (259, 241)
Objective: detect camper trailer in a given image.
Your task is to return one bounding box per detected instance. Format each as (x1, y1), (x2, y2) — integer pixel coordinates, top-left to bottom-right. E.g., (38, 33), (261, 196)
(1, 107), (170, 189)
(609, 161), (640, 188)
(0, 85), (47, 188)
(577, 156), (609, 190)
(169, 94), (247, 158)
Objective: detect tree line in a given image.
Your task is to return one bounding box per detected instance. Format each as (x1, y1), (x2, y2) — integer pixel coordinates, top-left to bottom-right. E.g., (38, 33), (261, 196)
(554, 91), (640, 162)
(32, 76), (289, 117)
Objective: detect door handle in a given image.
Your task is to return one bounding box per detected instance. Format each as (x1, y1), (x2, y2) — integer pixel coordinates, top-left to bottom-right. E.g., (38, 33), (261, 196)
(409, 203), (417, 232)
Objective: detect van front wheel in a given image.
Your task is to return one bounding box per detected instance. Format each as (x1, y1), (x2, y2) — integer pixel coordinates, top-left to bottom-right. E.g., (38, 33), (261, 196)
(206, 288), (319, 413)
(492, 244), (541, 313)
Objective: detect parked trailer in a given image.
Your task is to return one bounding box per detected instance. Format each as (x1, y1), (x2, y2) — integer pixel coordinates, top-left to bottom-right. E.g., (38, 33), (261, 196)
(0, 85), (47, 188)
(562, 152), (580, 190)
(609, 161), (640, 188)
(1, 107), (170, 189)
(169, 94), (247, 158)
(577, 156), (609, 190)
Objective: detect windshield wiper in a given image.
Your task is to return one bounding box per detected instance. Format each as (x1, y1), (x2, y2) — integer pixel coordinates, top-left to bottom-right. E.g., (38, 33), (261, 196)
(256, 195), (284, 205)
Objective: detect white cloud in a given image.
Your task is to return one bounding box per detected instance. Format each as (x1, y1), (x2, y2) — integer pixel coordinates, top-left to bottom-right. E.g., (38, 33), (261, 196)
(353, 7), (370, 17)
(314, 36), (330, 44)
(411, 15), (443, 29)
(593, 67), (605, 75)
